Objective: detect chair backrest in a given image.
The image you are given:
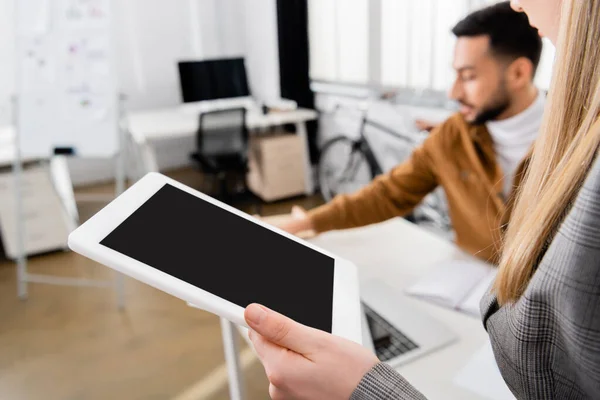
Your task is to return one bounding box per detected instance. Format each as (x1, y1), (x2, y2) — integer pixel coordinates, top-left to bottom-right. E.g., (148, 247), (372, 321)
(196, 108), (248, 157)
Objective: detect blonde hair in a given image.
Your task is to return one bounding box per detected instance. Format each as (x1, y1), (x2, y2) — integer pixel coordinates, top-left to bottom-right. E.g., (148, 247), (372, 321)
(495, 0), (600, 305)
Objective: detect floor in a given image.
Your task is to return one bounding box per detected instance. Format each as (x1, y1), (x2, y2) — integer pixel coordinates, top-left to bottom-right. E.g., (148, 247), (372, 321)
(0, 168), (324, 400)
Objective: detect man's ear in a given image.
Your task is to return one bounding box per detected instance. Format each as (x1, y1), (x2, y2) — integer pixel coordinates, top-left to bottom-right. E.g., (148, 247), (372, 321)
(506, 57), (535, 90)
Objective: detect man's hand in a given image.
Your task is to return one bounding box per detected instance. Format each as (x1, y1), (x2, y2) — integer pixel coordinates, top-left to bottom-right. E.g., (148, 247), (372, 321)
(415, 119), (438, 132)
(263, 206), (315, 238)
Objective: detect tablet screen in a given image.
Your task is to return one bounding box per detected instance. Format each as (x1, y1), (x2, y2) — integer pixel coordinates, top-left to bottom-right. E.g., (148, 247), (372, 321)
(100, 184), (335, 332)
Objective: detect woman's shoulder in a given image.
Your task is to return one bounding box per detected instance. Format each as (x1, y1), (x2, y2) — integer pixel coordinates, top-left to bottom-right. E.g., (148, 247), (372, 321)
(587, 152), (600, 189)
(533, 153), (600, 293)
(564, 153), (600, 241)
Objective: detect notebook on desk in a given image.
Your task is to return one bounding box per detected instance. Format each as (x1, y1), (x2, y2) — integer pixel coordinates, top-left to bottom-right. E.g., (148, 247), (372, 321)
(405, 259), (497, 317)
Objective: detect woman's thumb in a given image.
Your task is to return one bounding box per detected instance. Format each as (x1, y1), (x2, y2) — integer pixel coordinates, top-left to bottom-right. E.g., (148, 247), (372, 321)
(245, 304), (321, 355)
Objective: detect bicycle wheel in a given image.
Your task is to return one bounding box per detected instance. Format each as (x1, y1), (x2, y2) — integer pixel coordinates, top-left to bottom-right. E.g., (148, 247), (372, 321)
(318, 136), (373, 201)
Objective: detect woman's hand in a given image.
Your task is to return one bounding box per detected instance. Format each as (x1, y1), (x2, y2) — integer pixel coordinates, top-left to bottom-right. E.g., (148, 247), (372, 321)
(245, 304), (379, 400)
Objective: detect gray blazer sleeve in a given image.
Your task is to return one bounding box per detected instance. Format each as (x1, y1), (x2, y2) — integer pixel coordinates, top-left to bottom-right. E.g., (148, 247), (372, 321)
(351, 363), (427, 400)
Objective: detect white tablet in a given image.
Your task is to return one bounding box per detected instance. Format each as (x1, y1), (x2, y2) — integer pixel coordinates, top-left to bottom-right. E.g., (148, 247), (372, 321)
(68, 173), (362, 344)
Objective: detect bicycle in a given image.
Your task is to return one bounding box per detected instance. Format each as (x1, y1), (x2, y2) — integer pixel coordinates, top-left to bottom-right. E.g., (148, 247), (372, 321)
(317, 104), (452, 234)
(318, 105), (424, 201)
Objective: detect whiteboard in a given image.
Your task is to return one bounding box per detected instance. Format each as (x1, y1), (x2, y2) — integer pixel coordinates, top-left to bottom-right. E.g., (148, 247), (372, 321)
(16, 0), (118, 158)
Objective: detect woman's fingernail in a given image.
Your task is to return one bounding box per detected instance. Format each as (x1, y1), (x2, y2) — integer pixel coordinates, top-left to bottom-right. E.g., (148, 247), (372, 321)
(246, 304), (267, 325)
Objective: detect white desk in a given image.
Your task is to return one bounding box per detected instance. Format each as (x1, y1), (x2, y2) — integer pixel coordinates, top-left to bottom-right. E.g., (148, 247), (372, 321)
(125, 107), (318, 195)
(222, 218), (492, 400)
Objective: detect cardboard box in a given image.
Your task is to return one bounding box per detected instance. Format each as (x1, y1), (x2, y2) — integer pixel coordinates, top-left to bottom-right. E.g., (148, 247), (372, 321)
(247, 133), (306, 202)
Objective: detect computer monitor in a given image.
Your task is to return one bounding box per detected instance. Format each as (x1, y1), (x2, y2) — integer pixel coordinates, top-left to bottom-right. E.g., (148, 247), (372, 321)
(178, 58), (251, 103)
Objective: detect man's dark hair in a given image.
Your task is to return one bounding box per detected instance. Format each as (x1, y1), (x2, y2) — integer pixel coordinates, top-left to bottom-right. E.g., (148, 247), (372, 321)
(452, 1), (543, 75)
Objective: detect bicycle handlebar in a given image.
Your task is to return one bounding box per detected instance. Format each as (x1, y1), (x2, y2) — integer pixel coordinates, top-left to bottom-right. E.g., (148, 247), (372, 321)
(321, 102), (427, 144)
(362, 118), (418, 145)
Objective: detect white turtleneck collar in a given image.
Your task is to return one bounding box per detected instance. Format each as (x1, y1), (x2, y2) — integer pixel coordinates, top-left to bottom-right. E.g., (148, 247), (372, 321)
(485, 92), (546, 198)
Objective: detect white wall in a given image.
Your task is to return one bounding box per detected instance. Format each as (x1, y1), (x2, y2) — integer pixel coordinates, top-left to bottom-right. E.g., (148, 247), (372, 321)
(196, 0), (246, 60)
(115, 0), (195, 111)
(242, 0), (281, 103)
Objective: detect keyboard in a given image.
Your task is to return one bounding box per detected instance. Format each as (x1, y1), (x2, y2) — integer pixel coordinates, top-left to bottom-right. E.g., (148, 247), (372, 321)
(363, 303), (420, 362)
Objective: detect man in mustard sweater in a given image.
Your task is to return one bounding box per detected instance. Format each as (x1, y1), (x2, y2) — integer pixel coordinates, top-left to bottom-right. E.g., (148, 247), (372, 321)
(276, 2), (545, 263)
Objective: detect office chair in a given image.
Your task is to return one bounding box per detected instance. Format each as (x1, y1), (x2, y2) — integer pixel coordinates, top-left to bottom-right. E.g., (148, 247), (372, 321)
(190, 108), (261, 213)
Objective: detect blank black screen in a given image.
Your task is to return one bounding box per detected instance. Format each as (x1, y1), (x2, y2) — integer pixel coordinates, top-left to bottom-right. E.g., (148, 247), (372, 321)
(101, 184), (335, 332)
(178, 58), (250, 103)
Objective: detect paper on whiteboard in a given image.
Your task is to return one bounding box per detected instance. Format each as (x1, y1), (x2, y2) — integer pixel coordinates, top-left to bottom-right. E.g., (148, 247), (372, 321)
(62, 35), (112, 121)
(19, 39), (56, 93)
(454, 341), (516, 400)
(64, 90), (110, 121)
(63, 0), (110, 30)
(17, 0), (50, 36)
(64, 35), (110, 85)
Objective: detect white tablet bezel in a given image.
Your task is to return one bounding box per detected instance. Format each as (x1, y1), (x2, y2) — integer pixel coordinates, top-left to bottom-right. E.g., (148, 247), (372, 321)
(68, 172), (362, 344)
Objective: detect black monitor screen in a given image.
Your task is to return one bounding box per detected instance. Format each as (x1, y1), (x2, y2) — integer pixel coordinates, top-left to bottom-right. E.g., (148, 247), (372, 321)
(178, 58), (250, 103)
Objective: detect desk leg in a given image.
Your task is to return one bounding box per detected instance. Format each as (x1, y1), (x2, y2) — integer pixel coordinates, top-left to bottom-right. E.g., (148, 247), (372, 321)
(295, 122), (315, 195)
(129, 131), (160, 177)
(139, 141), (159, 174)
(221, 318), (245, 400)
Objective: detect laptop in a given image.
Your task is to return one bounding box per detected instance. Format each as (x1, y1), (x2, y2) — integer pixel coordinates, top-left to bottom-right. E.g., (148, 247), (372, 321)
(361, 280), (458, 367)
